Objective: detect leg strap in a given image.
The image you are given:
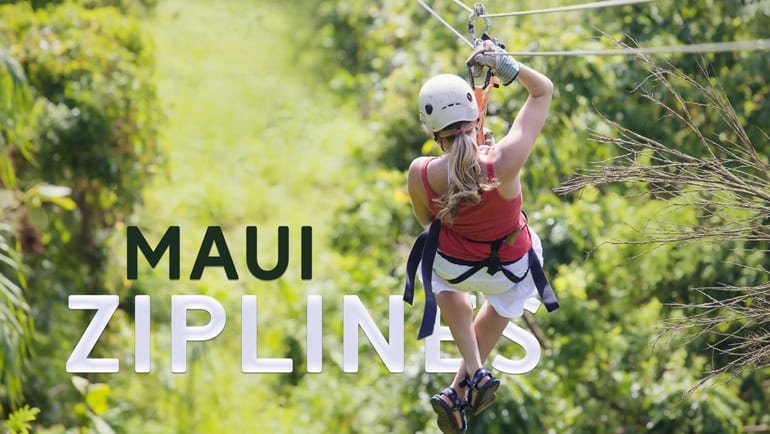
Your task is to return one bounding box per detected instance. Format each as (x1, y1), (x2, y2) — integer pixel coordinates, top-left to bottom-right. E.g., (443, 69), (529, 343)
(403, 219), (442, 339)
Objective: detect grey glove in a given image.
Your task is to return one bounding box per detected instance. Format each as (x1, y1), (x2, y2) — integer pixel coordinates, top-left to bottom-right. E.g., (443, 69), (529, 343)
(465, 40), (521, 86)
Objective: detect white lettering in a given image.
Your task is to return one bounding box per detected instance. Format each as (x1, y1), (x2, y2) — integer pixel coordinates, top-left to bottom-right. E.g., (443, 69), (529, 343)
(343, 295), (404, 373)
(66, 295), (120, 373)
(171, 295), (226, 373)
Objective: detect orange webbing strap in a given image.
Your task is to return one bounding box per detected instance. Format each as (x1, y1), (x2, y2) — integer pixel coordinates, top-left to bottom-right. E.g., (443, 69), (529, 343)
(474, 75), (500, 146)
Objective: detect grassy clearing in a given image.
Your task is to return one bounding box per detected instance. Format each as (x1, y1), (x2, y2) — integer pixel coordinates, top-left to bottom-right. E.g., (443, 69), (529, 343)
(111, 1), (374, 431)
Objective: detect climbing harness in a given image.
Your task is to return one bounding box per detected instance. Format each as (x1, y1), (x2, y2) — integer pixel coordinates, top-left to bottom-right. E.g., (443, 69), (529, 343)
(404, 8), (559, 340)
(403, 218), (560, 339)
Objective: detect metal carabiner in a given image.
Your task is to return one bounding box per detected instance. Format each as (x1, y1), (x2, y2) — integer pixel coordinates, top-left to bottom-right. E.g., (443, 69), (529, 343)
(466, 3), (495, 89)
(467, 3), (492, 46)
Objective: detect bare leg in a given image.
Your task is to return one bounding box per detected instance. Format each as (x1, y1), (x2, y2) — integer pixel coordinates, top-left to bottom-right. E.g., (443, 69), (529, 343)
(435, 295), (510, 425)
(433, 291), (481, 427)
(449, 301), (510, 402)
(436, 291), (482, 375)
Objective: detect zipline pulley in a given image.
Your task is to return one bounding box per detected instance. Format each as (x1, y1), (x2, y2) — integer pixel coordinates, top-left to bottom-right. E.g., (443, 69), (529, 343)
(467, 3), (492, 44)
(466, 2), (495, 90)
(466, 2), (502, 146)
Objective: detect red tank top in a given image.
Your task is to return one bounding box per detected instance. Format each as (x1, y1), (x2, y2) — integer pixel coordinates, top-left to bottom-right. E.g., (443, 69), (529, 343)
(421, 146), (531, 262)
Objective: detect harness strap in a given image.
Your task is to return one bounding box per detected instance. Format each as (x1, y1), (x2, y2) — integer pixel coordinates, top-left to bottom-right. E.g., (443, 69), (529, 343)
(403, 220), (560, 340)
(446, 264), (486, 284)
(444, 244), (558, 311)
(529, 248), (560, 312)
(473, 75), (500, 146)
(446, 233), (527, 284)
(403, 219), (442, 339)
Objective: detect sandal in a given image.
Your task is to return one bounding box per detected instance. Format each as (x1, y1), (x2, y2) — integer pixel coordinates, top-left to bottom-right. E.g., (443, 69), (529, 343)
(461, 367), (500, 416)
(430, 387), (467, 434)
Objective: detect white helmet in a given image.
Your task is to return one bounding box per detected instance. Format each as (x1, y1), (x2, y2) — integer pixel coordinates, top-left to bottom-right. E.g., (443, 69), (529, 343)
(418, 74), (479, 133)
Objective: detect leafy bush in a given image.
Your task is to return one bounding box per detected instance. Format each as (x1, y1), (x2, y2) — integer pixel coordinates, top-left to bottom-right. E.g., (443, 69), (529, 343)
(0, 1), (160, 429)
(317, 0), (770, 432)
(0, 0), (156, 15)
(2, 405), (40, 434)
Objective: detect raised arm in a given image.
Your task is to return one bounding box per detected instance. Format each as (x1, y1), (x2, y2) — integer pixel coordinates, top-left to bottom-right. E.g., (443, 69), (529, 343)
(495, 64), (553, 184)
(466, 42), (553, 185)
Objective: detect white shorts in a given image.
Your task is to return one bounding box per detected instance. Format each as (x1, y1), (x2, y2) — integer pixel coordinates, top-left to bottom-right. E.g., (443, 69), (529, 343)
(418, 228), (544, 318)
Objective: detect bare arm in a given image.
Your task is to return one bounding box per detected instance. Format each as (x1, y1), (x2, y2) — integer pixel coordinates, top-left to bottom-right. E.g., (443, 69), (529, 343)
(495, 64), (553, 184)
(407, 157), (434, 228)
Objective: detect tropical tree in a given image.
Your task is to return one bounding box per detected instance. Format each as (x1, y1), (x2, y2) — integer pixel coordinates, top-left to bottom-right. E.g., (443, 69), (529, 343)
(558, 52), (770, 383)
(0, 50), (33, 407)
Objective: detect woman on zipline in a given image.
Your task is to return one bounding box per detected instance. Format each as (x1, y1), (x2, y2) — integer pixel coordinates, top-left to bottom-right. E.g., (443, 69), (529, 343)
(405, 41), (556, 433)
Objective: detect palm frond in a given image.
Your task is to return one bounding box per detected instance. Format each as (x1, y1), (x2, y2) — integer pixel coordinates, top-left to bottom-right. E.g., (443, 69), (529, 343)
(0, 50), (31, 115)
(0, 50), (33, 189)
(0, 222), (31, 405)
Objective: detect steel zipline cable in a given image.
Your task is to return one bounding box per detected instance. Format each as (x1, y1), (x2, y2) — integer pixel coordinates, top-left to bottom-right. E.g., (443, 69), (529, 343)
(416, 0), (474, 47)
(416, 0), (770, 56)
(450, 0), (474, 13)
(479, 0), (656, 18)
(499, 39), (770, 57)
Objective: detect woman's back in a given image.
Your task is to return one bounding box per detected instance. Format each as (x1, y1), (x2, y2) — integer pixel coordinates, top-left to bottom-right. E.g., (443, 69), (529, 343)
(406, 54), (559, 434)
(420, 146), (531, 261)
(422, 145), (520, 200)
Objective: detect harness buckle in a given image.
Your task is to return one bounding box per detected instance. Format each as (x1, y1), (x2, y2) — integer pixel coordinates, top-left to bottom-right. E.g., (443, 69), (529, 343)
(485, 238), (504, 275)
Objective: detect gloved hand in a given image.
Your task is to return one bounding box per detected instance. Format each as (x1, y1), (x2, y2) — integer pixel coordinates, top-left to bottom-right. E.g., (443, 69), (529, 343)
(465, 40), (520, 86)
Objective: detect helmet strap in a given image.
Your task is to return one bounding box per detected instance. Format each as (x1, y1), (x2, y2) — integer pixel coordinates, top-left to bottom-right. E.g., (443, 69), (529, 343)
(435, 124), (477, 152)
(437, 126), (473, 139)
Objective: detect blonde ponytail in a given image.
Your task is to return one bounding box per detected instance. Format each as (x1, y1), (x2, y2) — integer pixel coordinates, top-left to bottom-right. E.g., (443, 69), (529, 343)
(437, 130), (496, 224)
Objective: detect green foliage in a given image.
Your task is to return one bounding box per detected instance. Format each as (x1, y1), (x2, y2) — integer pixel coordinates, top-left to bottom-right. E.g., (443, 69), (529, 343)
(69, 376), (115, 432)
(331, 168), (418, 296)
(594, 0), (770, 153)
(0, 51), (33, 407)
(0, 51), (33, 189)
(0, 0), (767, 432)
(0, 0), (156, 15)
(2, 405), (40, 434)
(0, 0), (160, 430)
(1, 3), (161, 220)
(315, 0), (770, 433)
(0, 223), (30, 406)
